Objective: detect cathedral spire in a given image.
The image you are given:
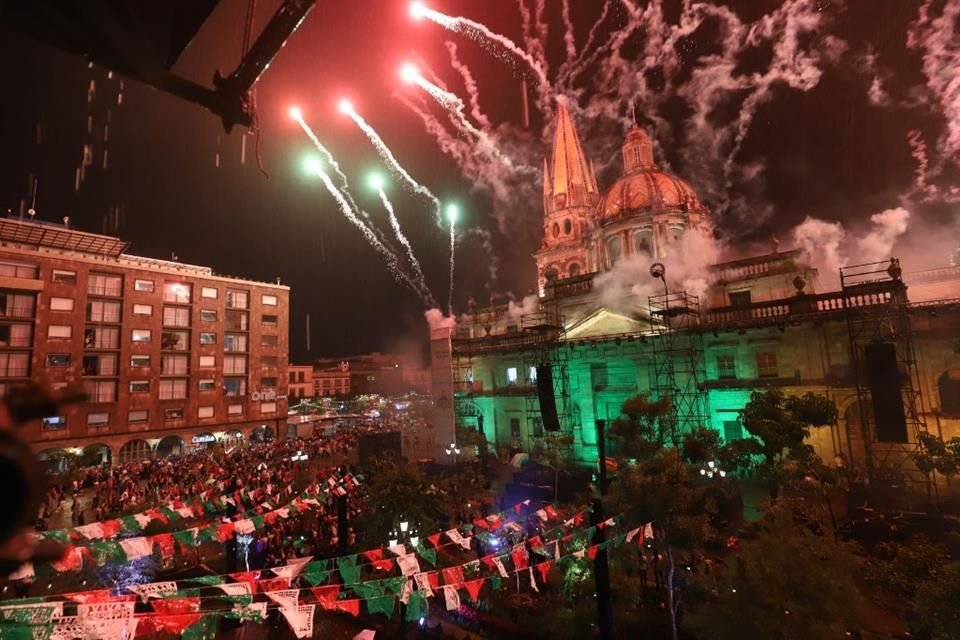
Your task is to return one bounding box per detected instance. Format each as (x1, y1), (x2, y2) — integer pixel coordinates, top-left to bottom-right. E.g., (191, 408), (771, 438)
(550, 100), (598, 206)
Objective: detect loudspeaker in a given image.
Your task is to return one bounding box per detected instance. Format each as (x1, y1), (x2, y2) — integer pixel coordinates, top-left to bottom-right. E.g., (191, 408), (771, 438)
(536, 364), (561, 432)
(865, 341), (908, 443)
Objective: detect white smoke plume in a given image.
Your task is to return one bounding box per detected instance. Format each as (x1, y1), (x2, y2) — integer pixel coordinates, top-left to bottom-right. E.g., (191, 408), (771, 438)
(424, 308), (457, 332)
(446, 41), (491, 129)
(507, 293), (539, 319)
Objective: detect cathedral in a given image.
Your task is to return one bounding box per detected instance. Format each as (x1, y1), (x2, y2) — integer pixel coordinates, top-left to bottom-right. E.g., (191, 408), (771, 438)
(450, 102), (960, 492)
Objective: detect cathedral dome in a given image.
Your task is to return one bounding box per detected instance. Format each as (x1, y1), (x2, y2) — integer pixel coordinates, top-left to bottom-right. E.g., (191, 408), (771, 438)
(596, 128), (707, 221)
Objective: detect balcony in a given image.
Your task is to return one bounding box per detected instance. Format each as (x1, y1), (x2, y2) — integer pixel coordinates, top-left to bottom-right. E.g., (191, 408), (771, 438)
(0, 305), (35, 319)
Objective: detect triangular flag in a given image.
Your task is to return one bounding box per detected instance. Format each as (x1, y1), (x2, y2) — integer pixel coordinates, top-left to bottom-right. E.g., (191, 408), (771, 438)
(404, 591), (428, 623)
(626, 527), (641, 544)
(280, 604), (315, 638)
(366, 596), (395, 619)
(397, 554), (421, 577)
(151, 595), (200, 615)
(492, 556), (509, 578)
(464, 578), (484, 603)
(529, 567), (539, 592)
(414, 572), (434, 598)
(311, 585), (340, 608)
(643, 522), (654, 539)
(388, 544), (407, 557)
(265, 589), (300, 611)
(118, 536), (153, 561)
(271, 556), (313, 581)
(218, 582), (253, 606)
(127, 581), (178, 602)
(443, 585), (461, 611)
(338, 555), (361, 584)
(587, 545), (599, 560)
(511, 545), (529, 571)
(333, 599), (360, 617)
(362, 548), (383, 563)
(535, 561), (552, 583)
(442, 566), (464, 587)
(372, 558), (395, 572)
(181, 613), (217, 640)
(427, 533), (442, 549)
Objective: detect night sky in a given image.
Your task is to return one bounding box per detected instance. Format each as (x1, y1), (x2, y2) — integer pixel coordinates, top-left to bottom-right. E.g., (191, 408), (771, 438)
(1, 0), (958, 363)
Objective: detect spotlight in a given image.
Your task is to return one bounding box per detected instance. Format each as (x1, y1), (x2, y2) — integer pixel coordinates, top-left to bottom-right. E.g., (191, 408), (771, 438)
(400, 63), (419, 84)
(288, 106), (302, 120)
(337, 99), (354, 115)
(446, 203), (459, 225)
(410, 1), (427, 19)
(303, 156), (323, 176)
(368, 173), (385, 191)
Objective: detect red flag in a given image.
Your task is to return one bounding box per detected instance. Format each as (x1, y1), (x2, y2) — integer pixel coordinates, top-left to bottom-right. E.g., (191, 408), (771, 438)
(487, 515), (503, 528)
(152, 596), (200, 615)
(136, 613), (200, 636)
(152, 534), (175, 559)
(528, 535), (544, 550)
(473, 518), (488, 530)
(464, 578), (485, 603)
(480, 555), (497, 570)
(562, 534), (574, 543)
(230, 571), (260, 591)
(426, 572), (440, 591)
(535, 561), (552, 583)
(573, 513), (584, 527)
(100, 520), (122, 538)
(545, 505), (559, 519)
(263, 511), (279, 526)
(427, 533), (442, 549)
(442, 566), (464, 587)
(50, 545), (83, 572)
(63, 589), (114, 603)
(372, 558), (395, 572)
(147, 508), (168, 524)
(216, 522), (236, 542)
(511, 546), (529, 571)
(312, 585), (340, 608)
(362, 548), (383, 563)
(587, 545), (599, 560)
(258, 576), (291, 593)
(334, 599), (360, 617)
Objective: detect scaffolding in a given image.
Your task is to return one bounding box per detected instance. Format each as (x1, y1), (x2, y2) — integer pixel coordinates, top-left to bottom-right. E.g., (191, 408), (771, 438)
(840, 259), (931, 491)
(648, 291), (708, 443)
(520, 300), (571, 452)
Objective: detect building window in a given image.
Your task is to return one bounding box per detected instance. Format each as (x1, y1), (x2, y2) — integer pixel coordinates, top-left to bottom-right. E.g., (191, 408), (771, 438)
(1, 293), (35, 318)
(48, 325), (72, 339)
(87, 300), (121, 323)
(260, 402), (277, 414)
(262, 356), (277, 367)
(133, 279), (154, 292)
(88, 273), (122, 297)
(161, 330), (190, 351)
(606, 236), (622, 266)
(723, 420), (743, 442)
(51, 269), (76, 284)
(164, 408), (184, 420)
(130, 380), (149, 393)
(530, 417), (544, 437)
(756, 351), (778, 378)
(46, 354), (71, 367)
(200, 309), (217, 323)
(939, 371), (960, 414)
(528, 366), (538, 383)
(0, 323), (30, 347)
(199, 332), (216, 345)
(228, 404), (243, 416)
(82, 354), (118, 376)
(49, 297), (74, 312)
(506, 367), (518, 385)
(133, 303), (152, 316)
(128, 409), (148, 423)
(0, 352), (29, 377)
(224, 334), (247, 352)
(569, 263), (581, 277)
(84, 326), (120, 349)
(716, 354), (736, 380)
(201, 287), (218, 299)
(163, 282), (191, 304)
(224, 355), (247, 375)
(132, 329), (151, 343)
(225, 310), (248, 331)
(161, 354), (189, 375)
(634, 229), (653, 256)
(198, 379), (216, 391)
(130, 355), (150, 368)
(225, 377), (247, 397)
(198, 406), (215, 419)
(510, 417), (521, 438)
(261, 376), (277, 388)
(262, 314), (278, 326)
(84, 380), (117, 402)
(261, 334), (278, 347)
(87, 412), (109, 427)
(226, 289), (249, 310)
(199, 355), (216, 368)
(262, 294), (278, 306)
(41, 416), (67, 431)
(162, 306), (190, 327)
(729, 290), (752, 308)
(159, 379), (188, 400)
(464, 368), (474, 383)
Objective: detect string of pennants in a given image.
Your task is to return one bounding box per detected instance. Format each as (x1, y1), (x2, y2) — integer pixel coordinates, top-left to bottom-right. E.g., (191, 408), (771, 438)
(0, 515), (655, 640)
(9, 473), (364, 581)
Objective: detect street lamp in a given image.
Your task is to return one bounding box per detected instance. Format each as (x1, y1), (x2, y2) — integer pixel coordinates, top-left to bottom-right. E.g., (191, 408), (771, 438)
(446, 441), (462, 514)
(290, 450), (308, 462)
(699, 460), (726, 479)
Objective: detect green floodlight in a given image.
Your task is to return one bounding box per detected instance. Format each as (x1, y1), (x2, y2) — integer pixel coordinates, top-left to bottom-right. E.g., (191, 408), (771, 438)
(368, 173), (386, 191)
(446, 203), (460, 225)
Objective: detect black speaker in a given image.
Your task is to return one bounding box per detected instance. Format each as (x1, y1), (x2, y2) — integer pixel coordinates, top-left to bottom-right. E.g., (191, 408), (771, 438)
(865, 342), (908, 443)
(536, 364), (561, 432)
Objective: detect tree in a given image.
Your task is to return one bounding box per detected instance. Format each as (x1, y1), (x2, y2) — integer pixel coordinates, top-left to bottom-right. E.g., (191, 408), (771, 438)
(910, 562), (960, 639)
(740, 389), (836, 465)
(912, 432), (960, 477)
(608, 394), (673, 460)
(685, 510), (864, 640)
(358, 461), (445, 543)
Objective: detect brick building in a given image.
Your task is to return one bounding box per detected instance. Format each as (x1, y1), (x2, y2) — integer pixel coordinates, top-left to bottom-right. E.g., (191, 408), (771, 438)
(287, 365), (314, 399)
(0, 218), (289, 465)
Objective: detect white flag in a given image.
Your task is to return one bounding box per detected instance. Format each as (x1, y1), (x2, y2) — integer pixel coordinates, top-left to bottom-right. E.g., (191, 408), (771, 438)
(74, 523), (105, 540)
(80, 616), (139, 640)
(272, 556), (313, 580)
(265, 589), (300, 611)
(119, 537), (153, 561)
(413, 572), (434, 598)
(529, 568), (539, 593)
(445, 529), (471, 550)
(397, 554), (420, 577)
(400, 579), (413, 605)
(643, 522), (654, 539)
(176, 507), (195, 519)
(218, 582), (253, 599)
(133, 513), (152, 528)
(388, 543), (407, 557)
(443, 585), (460, 611)
(234, 519), (256, 535)
(535, 509), (548, 521)
(127, 581), (177, 602)
(280, 604), (315, 639)
(626, 528), (641, 543)
(492, 556), (509, 578)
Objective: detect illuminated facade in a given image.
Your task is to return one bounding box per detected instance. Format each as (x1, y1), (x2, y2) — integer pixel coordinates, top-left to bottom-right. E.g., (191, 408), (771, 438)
(454, 107), (960, 490)
(0, 218), (290, 466)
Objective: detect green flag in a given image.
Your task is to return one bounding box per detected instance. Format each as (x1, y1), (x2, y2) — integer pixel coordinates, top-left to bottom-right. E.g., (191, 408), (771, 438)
(338, 556), (361, 584)
(352, 581), (384, 600)
(42, 529), (70, 545)
(180, 614), (218, 640)
(184, 575), (224, 586)
(174, 529), (198, 549)
(159, 506), (180, 522)
(88, 540), (125, 565)
(366, 595), (396, 619)
(383, 577), (406, 596)
(404, 591), (429, 623)
(414, 545), (437, 567)
(302, 569), (329, 586)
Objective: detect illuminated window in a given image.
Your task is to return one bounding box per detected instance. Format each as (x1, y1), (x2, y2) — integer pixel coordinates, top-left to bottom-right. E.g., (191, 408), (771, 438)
(756, 351), (778, 378)
(507, 367), (518, 385)
(162, 306), (190, 327)
(528, 366), (538, 383)
(201, 287), (218, 299)
(224, 334), (247, 352)
(199, 332), (216, 345)
(199, 355), (215, 368)
(224, 355), (247, 375)
(164, 408), (184, 420)
(134, 279), (154, 292)
(261, 294), (278, 306)
(163, 282), (191, 304)
(51, 269), (76, 284)
(0, 352), (29, 377)
(159, 379), (188, 400)
(464, 368), (474, 383)
(88, 273), (122, 297)
(226, 289), (249, 310)
(198, 379), (216, 391)
(83, 380), (117, 402)
(260, 402), (277, 415)
(510, 418), (521, 438)
(716, 354), (736, 380)
(49, 297), (74, 312)
(84, 326), (119, 349)
(201, 309), (217, 323)
(0, 293), (35, 318)
(228, 404), (243, 416)
(198, 406), (214, 419)
(161, 354), (189, 375)
(48, 325), (72, 339)
(87, 412), (109, 427)
(130, 355), (150, 368)
(82, 354), (118, 376)
(129, 381), (149, 393)
(133, 303), (152, 316)
(261, 335), (278, 347)
(41, 416), (67, 431)
(131, 329), (151, 343)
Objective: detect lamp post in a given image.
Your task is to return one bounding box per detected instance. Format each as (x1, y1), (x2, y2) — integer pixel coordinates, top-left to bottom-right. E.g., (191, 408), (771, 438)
(446, 441), (461, 515)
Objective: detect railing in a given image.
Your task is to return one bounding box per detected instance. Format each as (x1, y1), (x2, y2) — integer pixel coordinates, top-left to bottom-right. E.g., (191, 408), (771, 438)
(87, 284), (122, 297)
(0, 367), (29, 377)
(0, 305), (35, 319)
(0, 264), (39, 279)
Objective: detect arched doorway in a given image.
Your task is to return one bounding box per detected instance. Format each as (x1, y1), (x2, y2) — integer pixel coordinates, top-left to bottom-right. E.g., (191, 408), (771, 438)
(38, 448), (71, 474)
(250, 424), (274, 443)
(117, 439), (152, 464)
(222, 430), (244, 452)
(156, 435), (186, 459)
(80, 443), (111, 467)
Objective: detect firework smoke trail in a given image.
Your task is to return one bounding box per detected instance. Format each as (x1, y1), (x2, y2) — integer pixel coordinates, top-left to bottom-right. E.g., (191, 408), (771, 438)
(561, 0), (613, 90)
(533, 0), (551, 74)
(445, 41), (490, 129)
(448, 221), (456, 315)
(344, 105), (443, 226)
(415, 3), (551, 111)
(515, 0), (548, 81)
(314, 167), (437, 308)
(377, 186), (428, 287)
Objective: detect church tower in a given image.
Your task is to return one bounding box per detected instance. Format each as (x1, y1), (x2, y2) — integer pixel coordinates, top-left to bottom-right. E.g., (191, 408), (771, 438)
(535, 101), (599, 295)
